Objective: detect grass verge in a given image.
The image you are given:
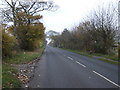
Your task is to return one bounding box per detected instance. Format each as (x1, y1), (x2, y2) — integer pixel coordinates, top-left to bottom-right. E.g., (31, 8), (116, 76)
(98, 58), (120, 65)
(2, 63), (20, 88)
(93, 53), (118, 61)
(61, 48), (120, 65)
(4, 48), (44, 64)
(2, 47), (44, 88)
(63, 48), (92, 57)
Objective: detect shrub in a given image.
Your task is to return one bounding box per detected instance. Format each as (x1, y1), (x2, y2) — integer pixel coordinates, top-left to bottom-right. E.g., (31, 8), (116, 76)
(2, 28), (17, 58)
(16, 24), (44, 51)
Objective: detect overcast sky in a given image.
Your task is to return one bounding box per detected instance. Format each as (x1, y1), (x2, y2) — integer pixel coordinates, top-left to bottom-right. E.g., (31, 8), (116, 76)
(0, 0), (118, 33)
(40, 0), (118, 33)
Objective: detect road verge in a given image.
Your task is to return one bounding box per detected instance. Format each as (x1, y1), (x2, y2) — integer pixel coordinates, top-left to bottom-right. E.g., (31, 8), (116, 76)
(2, 48), (44, 88)
(60, 48), (120, 65)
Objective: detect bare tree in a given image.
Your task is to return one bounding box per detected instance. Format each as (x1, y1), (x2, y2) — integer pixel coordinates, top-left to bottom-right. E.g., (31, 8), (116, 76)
(85, 3), (117, 54)
(1, 0), (58, 34)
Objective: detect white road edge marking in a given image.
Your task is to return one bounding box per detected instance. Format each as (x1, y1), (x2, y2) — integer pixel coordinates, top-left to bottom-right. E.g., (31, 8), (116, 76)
(67, 56), (73, 60)
(76, 61), (86, 68)
(93, 70), (120, 88)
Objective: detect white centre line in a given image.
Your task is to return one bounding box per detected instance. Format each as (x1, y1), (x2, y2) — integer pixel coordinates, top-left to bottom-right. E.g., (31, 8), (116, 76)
(93, 70), (120, 88)
(76, 61), (86, 68)
(67, 56), (73, 60)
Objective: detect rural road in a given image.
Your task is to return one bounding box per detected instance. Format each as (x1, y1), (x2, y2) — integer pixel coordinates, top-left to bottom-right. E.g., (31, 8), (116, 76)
(29, 45), (120, 88)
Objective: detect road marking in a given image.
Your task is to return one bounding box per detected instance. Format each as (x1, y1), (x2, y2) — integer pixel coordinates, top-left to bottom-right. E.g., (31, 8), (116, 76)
(93, 70), (120, 88)
(37, 85), (40, 87)
(67, 56), (73, 60)
(89, 77), (91, 79)
(76, 61), (86, 68)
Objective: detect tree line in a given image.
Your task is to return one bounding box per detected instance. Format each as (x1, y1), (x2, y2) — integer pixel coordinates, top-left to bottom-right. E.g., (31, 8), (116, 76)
(51, 4), (119, 55)
(1, 0), (58, 58)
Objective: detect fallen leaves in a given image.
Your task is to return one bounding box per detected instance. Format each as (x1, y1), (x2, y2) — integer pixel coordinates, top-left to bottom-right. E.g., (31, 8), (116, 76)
(14, 58), (39, 88)
(17, 74), (29, 84)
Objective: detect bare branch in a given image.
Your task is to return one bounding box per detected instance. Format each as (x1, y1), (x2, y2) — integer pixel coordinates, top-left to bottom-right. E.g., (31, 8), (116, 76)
(4, 0), (13, 8)
(28, 2), (36, 11)
(19, 2), (27, 14)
